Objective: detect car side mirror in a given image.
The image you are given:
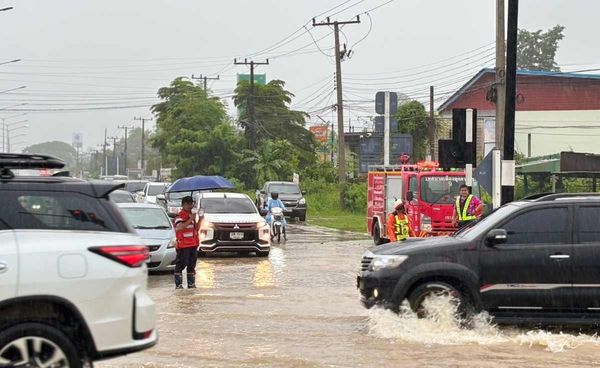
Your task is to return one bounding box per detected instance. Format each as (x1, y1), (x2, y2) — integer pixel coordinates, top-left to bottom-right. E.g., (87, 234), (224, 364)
(406, 191), (414, 202)
(156, 194), (166, 202)
(486, 229), (508, 246)
(302, 191), (306, 195)
(260, 190), (266, 195)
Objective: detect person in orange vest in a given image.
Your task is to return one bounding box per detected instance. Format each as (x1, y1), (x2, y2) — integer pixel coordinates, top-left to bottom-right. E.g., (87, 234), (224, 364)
(174, 196), (199, 289)
(452, 184), (484, 229)
(386, 199), (415, 242)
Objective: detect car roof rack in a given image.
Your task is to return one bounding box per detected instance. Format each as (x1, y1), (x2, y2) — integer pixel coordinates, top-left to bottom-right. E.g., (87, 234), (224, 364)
(533, 192), (600, 201)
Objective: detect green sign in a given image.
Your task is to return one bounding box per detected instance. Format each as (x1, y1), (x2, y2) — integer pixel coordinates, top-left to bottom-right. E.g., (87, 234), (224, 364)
(237, 74), (267, 119)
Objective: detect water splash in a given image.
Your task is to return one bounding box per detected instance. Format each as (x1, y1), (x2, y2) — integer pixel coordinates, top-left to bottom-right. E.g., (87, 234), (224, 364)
(366, 295), (600, 352)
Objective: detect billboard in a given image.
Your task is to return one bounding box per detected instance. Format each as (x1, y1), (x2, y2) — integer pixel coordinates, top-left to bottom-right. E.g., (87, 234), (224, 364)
(72, 133), (83, 149)
(309, 125), (329, 143)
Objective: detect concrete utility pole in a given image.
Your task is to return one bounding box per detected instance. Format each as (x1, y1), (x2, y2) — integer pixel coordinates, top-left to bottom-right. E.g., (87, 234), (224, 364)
(429, 85), (436, 160)
(118, 125), (133, 176)
(108, 136), (119, 176)
(495, 0), (506, 152)
(191, 74), (220, 91)
(103, 128), (108, 177)
(233, 58), (269, 151)
(313, 15), (360, 209)
(134, 117), (152, 176)
(502, 0), (519, 204)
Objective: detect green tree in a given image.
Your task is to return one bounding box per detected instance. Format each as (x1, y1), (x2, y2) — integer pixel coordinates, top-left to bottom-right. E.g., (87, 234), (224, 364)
(241, 139), (299, 186)
(517, 25), (565, 72)
(395, 101), (429, 160)
(233, 79), (316, 160)
(151, 77), (242, 178)
(23, 141), (77, 169)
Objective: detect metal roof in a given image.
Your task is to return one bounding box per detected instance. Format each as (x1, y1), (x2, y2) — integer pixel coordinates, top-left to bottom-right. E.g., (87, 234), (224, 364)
(438, 68), (600, 113)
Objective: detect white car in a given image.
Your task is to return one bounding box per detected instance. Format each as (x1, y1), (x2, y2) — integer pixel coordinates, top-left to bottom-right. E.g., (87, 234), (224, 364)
(0, 154), (157, 367)
(196, 192), (271, 256)
(118, 203), (177, 272)
(137, 182), (169, 204)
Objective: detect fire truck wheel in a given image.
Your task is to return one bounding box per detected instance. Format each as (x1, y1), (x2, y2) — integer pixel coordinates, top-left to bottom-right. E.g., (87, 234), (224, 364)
(373, 222), (384, 246)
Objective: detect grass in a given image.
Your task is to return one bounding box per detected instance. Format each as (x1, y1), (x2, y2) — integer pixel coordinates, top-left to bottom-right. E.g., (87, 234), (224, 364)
(307, 208), (366, 233)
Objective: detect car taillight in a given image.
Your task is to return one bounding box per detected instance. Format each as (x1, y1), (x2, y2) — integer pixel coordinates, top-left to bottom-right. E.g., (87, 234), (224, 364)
(89, 246), (149, 267)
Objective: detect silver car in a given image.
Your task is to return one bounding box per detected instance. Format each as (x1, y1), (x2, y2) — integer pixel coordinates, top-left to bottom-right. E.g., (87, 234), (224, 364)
(118, 203), (177, 272)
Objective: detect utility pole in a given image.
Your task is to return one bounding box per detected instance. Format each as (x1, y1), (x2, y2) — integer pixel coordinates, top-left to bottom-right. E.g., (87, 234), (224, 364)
(429, 85), (436, 160)
(134, 117), (152, 176)
(495, 0), (506, 152)
(527, 133), (532, 157)
(103, 128), (108, 177)
(118, 125), (133, 176)
(191, 74), (220, 91)
(502, 0), (518, 204)
(108, 136), (119, 176)
(234, 58), (269, 151)
(313, 15), (360, 209)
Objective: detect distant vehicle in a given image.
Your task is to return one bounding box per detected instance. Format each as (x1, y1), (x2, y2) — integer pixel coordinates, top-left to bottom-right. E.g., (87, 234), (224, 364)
(124, 180), (148, 194)
(367, 160), (480, 244)
(137, 182), (169, 204)
(157, 190), (193, 217)
(258, 181), (307, 222)
(197, 192), (271, 257)
(0, 153), (156, 367)
(358, 193), (600, 326)
(109, 189), (136, 203)
(118, 203), (177, 272)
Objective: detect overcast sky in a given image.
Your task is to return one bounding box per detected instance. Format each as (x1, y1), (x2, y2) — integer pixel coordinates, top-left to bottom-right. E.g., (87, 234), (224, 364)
(0, 0), (598, 154)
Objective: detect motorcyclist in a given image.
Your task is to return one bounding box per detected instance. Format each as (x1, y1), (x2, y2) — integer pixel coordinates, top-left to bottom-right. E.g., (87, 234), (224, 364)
(265, 192), (287, 239)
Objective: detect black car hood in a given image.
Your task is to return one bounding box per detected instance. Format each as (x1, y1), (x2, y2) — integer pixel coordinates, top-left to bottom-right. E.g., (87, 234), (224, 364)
(370, 236), (464, 255)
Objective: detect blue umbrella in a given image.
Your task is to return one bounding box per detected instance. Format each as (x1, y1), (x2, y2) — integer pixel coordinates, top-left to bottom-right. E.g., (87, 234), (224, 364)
(167, 175), (235, 193)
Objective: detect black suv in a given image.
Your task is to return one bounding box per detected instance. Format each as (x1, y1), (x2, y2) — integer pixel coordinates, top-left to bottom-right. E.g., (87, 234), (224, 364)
(257, 181), (307, 221)
(358, 193), (600, 325)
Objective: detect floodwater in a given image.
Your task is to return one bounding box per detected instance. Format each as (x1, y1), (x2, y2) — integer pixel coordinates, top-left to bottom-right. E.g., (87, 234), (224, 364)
(99, 224), (600, 368)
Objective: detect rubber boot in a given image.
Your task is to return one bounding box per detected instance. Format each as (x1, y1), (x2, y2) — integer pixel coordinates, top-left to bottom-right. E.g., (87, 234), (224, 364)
(187, 274), (196, 289)
(174, 273), (183, 289)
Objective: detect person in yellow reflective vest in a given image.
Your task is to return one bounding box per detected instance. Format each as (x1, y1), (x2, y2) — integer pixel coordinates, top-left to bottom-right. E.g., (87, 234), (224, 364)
(386, 199), (415, 242)
(452, 184), (484, 229)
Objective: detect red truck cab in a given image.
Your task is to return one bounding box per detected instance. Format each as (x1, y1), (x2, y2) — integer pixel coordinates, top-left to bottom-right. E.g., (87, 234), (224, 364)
(367, 161), (479, 244)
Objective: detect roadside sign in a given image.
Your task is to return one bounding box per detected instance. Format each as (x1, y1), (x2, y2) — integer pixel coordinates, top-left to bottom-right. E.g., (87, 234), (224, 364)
(474, 149), (493, 195)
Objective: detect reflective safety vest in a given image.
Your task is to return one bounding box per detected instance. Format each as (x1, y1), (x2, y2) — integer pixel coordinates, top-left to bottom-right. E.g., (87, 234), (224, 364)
(456, 195), (477, 221)
(394, 214), (410, 241)
(175, 211), (199, 249)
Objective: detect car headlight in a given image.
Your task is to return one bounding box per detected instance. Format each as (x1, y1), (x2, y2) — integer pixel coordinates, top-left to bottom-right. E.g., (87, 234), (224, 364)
(371, 255), (409, 271)
(298, 198), (306, 205)
(167, 238), (177, 249)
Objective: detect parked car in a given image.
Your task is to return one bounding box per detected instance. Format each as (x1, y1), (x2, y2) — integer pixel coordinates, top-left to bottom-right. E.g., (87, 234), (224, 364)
(258, 181), (307, 221)
(197, 192), (271, 257)
(0, 153), (156, 367)
(358, 193), (600, 325)
(136, 182), (169, 204)
(109, 189), (136, 203)
(118, 203), (177, 272)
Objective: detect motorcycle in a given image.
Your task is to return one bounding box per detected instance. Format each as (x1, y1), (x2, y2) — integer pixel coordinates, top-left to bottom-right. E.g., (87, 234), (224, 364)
(270, 207), (287, 243)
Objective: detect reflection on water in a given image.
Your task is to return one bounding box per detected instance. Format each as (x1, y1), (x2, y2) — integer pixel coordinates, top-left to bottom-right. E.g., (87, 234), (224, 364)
(367, 295), (600, 353)
(196, 261), (216, 289)
(253, 259), (275, 288)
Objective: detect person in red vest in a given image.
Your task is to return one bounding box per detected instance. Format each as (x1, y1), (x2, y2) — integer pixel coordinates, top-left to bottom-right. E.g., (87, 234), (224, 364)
(386, 199), (415, 242)
(174, 196), (199, 289)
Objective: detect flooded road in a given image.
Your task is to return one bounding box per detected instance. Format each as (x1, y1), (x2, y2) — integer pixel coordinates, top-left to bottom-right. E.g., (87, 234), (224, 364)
(100, 224), (600, 368)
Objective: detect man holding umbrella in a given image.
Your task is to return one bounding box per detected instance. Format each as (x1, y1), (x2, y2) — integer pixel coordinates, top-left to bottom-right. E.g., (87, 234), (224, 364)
(174, 196), (199, 289)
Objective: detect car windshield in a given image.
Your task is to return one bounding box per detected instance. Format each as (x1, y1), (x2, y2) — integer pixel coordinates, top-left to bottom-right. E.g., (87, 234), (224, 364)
(420, 176), (465, 204)
(201, 197), (256, 214)
(454, 204), (520, 240)
(109, 191), (134, 203)
(148, 185), (167, 196)
(120, 207), (172, 230)
(124, 182), (147, 193)
(269, 184), (300, 194)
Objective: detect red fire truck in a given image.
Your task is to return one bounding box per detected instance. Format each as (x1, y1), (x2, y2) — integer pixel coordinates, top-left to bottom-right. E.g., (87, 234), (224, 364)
(367, 161), (480, 244)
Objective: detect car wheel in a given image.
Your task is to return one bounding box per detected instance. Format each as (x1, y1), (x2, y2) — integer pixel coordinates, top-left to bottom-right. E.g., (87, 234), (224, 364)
(373, 222), (384, 246)
(256, 250), (270, 257)
(299, 214), (306, 222)
(407, 281), (471, 319)
(0, 322), (83, 368)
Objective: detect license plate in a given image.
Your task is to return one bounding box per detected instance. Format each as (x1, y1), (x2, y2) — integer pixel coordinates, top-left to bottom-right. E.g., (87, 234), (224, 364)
(230, 232), (244, 240)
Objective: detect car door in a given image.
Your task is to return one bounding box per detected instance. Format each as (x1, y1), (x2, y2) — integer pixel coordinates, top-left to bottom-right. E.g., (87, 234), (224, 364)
(0, 227), (18, 300)
(479, 205), (573, 310)
(570, 205), (600, 310)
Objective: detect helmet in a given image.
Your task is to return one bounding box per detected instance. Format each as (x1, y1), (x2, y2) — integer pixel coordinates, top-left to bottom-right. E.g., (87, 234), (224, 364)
(393, 198), (405, 211)
(271, 192), (279, 200)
